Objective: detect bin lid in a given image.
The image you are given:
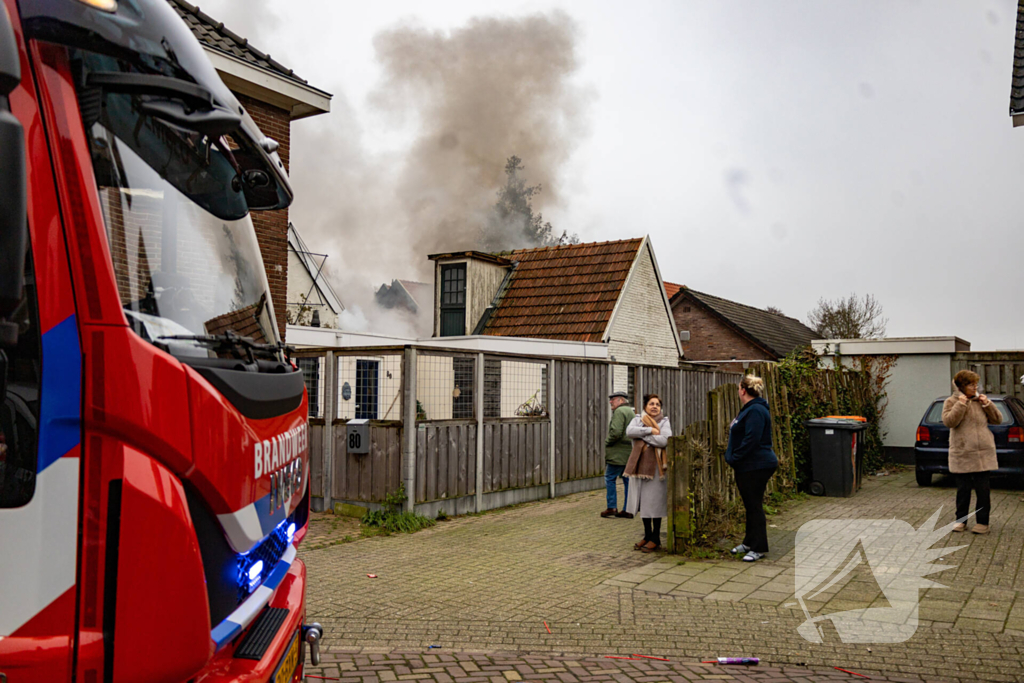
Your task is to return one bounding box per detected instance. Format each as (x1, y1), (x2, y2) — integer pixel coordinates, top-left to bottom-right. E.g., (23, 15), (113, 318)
(805, 417), (868, 429)
(825, 415), (866, 422)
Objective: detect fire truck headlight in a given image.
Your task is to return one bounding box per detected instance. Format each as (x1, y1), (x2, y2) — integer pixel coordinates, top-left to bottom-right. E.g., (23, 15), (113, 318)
(74, 0), (118, 12)
(287, 522), (296, 544)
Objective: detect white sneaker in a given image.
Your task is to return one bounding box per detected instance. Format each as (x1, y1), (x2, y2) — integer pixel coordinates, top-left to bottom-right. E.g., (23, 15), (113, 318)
(731, 543), (751, 555)
(742, 551), (765, 562)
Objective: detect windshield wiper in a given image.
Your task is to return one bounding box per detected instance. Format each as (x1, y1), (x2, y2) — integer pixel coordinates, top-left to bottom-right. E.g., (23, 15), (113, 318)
(157, 330), (289, 364)
(86, 71), (241, 137)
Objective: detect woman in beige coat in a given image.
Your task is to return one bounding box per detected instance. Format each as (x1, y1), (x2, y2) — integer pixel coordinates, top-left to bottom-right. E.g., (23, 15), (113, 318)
(942, 370), (1002, 534)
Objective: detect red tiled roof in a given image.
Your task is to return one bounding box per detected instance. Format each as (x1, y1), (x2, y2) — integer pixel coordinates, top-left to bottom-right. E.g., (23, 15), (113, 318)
(664, 281), (682, 300)
(482, 238), (644, 342)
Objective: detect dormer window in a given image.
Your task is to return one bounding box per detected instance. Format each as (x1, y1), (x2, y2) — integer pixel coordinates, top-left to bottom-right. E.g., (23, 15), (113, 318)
(439, 264), (467, 336)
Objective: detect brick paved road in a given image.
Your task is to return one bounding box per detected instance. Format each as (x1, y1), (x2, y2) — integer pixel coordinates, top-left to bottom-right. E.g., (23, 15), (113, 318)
(300, 472), (1024, 683)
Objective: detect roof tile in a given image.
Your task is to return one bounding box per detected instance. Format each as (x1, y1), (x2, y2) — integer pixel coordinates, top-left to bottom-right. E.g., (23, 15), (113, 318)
(482, 238), (644, 342)
(167, 0), (309, 87)
(681, 288), (817, 358)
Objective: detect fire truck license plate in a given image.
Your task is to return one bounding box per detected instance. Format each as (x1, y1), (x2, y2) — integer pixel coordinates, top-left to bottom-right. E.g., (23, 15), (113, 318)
(274, 632), (300, 683)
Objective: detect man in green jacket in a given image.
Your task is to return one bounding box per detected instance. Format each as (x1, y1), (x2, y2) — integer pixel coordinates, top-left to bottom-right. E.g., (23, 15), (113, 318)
(603, 391), (636, 518)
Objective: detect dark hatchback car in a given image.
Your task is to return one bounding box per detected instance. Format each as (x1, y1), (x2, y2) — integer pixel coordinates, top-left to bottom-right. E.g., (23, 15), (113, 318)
(914, 394), (1024, 486)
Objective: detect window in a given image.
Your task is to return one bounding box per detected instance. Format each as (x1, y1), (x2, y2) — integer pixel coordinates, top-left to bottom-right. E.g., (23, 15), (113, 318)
(355, 360), (379, 420)
(484, 359), (501, 418)
(1, 251), (41, 508)
(540, 366), (548, 410)
(439, 264), (466, 337)
(296, 357), (323, 418)
(452, 357), (475, 419)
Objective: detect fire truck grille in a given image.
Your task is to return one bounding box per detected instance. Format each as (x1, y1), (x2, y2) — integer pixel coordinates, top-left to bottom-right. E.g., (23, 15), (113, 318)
(234, 607), (290, 660)
(236, 521), (290, 603)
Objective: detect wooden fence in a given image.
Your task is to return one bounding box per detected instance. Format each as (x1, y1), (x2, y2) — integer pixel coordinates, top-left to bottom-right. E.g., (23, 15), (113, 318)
(640, 366), (742, 435)
(296, 345), (739, 517)
(554, 361), (608, 483)
(666, 362), (870, 551)
(952, 353), (1024, 401)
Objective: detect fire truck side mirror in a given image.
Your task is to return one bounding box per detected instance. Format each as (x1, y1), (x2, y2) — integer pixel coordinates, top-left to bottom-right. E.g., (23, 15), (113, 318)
(0, 2), (26, 349)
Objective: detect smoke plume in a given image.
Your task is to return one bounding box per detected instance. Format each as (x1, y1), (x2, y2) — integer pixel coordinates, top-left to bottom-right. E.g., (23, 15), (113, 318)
(290, 11), (590, 335)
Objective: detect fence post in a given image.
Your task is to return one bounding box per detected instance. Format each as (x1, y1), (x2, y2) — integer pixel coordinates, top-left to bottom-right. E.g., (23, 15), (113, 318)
(667, 434), (691, 553)
(475, 352), (484, 512)
(402, 346), (417, 513)
(635, 365), (644, 410)
(549, 358), (556, 499)
(667, 436), (676, 553)
(322, 351), (336, 513)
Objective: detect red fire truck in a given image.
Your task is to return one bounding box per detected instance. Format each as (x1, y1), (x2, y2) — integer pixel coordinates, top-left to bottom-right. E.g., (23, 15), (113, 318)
(0, 0), (321, 681)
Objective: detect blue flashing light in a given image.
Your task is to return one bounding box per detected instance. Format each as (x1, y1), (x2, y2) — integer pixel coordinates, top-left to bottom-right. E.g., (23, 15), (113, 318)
(248, 560), (264, 591)
(286, 522), (296, 544)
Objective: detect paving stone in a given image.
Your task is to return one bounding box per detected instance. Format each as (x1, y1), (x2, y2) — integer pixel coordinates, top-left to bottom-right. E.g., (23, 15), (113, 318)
(671, 581), (723, 596)
(954, 617), (1007, 633)
(635, 580), (681, 595)
(300, 472), (1024, 682)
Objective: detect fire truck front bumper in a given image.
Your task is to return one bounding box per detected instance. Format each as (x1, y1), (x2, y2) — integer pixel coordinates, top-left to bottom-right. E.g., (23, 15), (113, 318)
(195, 559), (319, 683)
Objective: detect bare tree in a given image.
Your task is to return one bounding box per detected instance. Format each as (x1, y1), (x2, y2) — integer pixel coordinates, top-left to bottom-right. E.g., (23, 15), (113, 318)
(765, 305), (785, 316)
(807, 293), (887, 339)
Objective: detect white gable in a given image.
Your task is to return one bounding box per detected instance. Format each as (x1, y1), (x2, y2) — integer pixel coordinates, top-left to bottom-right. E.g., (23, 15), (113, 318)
(604, 238), (681, 368)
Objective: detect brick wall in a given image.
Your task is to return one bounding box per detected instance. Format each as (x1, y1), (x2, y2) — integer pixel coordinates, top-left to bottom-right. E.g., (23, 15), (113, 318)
(238, 94), (291, 341)
(607, 243), (680, 368)
(672, 294), (773, 371)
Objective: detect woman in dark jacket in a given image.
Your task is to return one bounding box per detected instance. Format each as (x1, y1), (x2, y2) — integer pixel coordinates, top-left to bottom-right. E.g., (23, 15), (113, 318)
(724, 375), (779, 562)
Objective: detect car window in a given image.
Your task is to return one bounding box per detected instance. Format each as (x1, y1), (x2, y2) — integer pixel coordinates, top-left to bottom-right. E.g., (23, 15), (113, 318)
(1007, 398), (1024, 423)
(924, 400), (1013, 425)
(993, 401), (1013, 425)
(924, 402), (944, 424)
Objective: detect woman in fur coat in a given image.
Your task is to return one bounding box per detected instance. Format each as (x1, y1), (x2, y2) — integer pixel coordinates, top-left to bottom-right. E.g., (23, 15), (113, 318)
(943, 370), (1002, 534)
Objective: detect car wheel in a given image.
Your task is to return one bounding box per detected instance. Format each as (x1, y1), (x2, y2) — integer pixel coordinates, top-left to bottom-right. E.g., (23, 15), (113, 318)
(809, 481), (825, 496)
(915, 469), (932, 487)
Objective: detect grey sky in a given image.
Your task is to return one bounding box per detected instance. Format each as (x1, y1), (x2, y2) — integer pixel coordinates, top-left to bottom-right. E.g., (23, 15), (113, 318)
(200, 0), (1024, 350)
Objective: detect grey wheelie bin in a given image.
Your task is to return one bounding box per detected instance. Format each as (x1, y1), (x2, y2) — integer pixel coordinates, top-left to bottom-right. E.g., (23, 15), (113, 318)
(804, 417), (867, 497)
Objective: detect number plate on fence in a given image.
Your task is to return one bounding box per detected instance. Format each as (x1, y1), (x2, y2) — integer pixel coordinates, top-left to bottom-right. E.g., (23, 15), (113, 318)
(347, 419), (369, 454)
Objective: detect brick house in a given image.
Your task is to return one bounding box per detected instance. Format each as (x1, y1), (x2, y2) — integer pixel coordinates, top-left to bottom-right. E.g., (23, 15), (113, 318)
(170, 0), (332, 339)
(666, 285), (816, 370)
(429, 237), (683, 395)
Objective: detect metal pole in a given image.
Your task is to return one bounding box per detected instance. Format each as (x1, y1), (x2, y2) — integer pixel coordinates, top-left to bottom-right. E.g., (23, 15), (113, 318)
(322, 351), (336, 513)
(548, 358), (556, 499)
(402, 347), (417, 513)
(475, 352), (484, 512)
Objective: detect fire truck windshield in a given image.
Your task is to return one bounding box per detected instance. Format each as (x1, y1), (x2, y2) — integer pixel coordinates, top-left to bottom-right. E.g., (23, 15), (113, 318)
(78, 60), (281, 355)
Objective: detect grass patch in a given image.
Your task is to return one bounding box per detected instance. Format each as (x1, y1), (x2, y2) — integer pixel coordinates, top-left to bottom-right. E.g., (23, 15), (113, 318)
(360, 485), (436, 536)
(764, 489), (808, 516)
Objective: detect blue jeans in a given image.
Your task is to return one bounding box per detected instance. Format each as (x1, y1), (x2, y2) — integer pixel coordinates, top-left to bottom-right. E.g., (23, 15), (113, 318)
(605, 463), (629, 510)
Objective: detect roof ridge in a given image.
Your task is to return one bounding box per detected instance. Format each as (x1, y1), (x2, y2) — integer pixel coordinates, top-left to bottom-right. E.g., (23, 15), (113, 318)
(684, 286), (808, 326)
(506, 236), (643, 256)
